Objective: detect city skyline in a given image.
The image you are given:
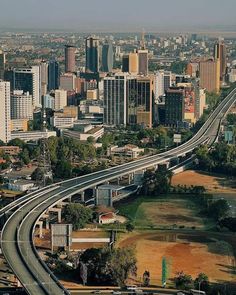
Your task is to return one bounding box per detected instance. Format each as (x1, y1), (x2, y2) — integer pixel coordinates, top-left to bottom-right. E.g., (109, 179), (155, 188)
(0, 0), (236, 32)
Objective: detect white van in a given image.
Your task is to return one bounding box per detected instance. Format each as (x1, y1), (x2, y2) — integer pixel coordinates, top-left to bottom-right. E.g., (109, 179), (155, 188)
(190, 290), (206, 295)
(126, 285), (138, 291)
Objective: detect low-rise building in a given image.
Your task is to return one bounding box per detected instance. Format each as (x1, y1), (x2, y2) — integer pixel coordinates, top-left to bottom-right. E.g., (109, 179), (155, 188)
(11, 131), (56, 142)
(8, 179), (35, 192)
(108, 144), (144, 159)
(0, 146), (20, 156)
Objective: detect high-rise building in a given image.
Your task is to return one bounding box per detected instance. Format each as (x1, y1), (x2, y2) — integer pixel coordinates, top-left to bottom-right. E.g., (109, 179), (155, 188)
(101, 42), (114, 72)
(65, 45), (76, 73)
(40, 60), (48, 96)
(199, 59), (220, 93)
(214, 39), (227, 82)
(103, 73), (128, 126)
(0, 81), (11, 143)
(11, 90), (33, 120)
(165, 87), (185, 126)
(59, 73), (76, 91)
(138, 49), (148, 75)
(122, 52), (139, 74)
(0, 50), (6, 80)
(86, 36), (100, 73)
(154, 70), (171, 102)
(127, 76), (154, 127)
(54, 89), (67, 111)
(14, 66), (41, 107)
(48, 59), (60, 91)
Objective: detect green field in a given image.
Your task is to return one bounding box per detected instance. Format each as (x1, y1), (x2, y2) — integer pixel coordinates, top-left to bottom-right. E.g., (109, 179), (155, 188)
(116, 195), (209, 229)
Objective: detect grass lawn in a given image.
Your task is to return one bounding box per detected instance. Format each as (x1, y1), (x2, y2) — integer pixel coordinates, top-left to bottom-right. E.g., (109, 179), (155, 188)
(116, 194), (210, 229)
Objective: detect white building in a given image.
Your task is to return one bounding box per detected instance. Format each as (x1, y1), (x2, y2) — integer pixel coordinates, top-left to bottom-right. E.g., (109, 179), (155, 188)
(54, 89), (67, 111)
(104, 73), (129, 126)
(11, 130), (56, 142)
(11, 90), (33, 120)
(0, 81), (11, 143)
(14, 66), (41, 108)
(154, 70), (172, 103)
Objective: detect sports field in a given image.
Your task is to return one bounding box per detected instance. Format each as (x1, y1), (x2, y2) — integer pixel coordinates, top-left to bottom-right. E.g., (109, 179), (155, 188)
(116, 195), (206, 229)
(117, 232), (236, 286)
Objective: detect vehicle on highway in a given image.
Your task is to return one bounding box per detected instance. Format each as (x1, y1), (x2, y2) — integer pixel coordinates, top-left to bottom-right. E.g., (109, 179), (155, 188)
(112, 291), (122, 295)
(190, 290), (206, 295)
(92, 290), (101, 294)
(126, 285), (138, 291)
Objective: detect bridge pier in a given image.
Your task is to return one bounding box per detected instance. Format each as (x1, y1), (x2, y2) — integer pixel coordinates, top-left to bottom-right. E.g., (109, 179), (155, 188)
(81, 191), (85, 202)
(36, 221), (43, 238)
(48, 207), (62, 223)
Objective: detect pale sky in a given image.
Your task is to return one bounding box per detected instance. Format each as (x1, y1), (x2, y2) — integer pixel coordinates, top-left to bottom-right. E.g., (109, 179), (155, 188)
(0, 0), (235, 31)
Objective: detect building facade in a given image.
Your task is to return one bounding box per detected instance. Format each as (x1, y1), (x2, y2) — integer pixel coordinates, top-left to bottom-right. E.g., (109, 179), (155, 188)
(86, 36), (100, 73)
(11, 90), (33, 120)
(0, 81), (11, 143)
(65, 45), (76, 73)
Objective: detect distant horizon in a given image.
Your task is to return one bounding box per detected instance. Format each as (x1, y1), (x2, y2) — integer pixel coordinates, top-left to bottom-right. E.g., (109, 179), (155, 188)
(0, 0), (236, 34)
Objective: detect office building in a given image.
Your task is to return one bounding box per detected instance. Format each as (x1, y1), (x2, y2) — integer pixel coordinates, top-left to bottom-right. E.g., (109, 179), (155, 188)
(11, 119), (28, 132)
(104, 73), (129, 126)
(102, 42), (114, 72)
(154, 70), (171, 102)
(127, 76), (154, 127)
(54, 89), (67, 111)
(43, 94), (55, 109)
(11, 90), (33, 120)
(214, 39), (227, 82)
(122, 52), (139, 74)
(65, 45), (76, 73)
(138, 49), (148, 75)
(48, 59), (60, 91)
(86, 36), (100, 73)
(40, 60), (48, 96)
(11, 130), (56, 142)
(199, 59), (220, 93)
(165, 88), (185, 126)
(60, 73), (76, 91)
(0, 81), (11, 143)
(0, 50), (6, 80)
(14, 66), (41, 107)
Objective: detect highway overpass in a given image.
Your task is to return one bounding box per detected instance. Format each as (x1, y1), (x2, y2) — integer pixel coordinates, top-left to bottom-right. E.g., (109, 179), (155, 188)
(1, 87), (236, 295)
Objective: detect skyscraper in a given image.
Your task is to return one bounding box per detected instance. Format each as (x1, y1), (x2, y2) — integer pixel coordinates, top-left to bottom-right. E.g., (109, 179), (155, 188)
(48, 59), (60, 91)
(165, 87), (185, 126)
(0, 50), (6, 80)
(65, 45), (76, 73)
(102, 42), (114, 72)
(122, 52), (139, 74)
(11, 90), (33, 120)
(86, 36), (100, 73)
(0, 81), (11, 143)
(40, 60), (48, 96)
(199, 59), (220, 93)
(14, 66), (41, 107)
(138, 49), (148, 75)
(127, 76), (154, 127)
(214, 39), (227, 82)
(103, 73), (128, 126)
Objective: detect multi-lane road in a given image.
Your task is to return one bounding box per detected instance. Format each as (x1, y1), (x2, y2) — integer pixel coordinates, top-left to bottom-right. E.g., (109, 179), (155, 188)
(1, 88), (236, 295)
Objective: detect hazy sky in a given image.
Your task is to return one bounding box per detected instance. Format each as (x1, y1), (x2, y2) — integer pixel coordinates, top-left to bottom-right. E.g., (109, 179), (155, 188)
(0, 0), (236, 32)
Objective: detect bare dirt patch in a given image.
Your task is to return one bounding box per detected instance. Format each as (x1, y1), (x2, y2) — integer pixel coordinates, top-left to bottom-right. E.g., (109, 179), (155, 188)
(117, 232), (236, 285)
(172, 170), (236, 194)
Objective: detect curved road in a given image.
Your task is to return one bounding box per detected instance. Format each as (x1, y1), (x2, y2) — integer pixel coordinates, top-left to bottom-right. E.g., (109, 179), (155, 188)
(1, 88), (236, 295)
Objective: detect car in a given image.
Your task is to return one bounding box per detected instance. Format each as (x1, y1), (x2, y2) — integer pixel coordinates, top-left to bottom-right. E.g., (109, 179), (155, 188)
(126, 285), (138, 291)
(92, 291), (101, 294)
(112, 292), (122, 295)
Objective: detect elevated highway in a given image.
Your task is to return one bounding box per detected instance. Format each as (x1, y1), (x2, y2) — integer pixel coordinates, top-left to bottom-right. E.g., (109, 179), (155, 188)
(1, 88), (236, 295)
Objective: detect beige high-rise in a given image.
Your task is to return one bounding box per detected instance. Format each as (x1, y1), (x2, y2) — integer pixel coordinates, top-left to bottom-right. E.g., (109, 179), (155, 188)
(199, 59), (220, 93)
(0, 81), (11, 143)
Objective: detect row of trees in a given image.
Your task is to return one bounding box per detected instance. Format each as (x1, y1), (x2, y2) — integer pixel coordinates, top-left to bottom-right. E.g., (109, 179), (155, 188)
(174, 271), (210, 292)
(79, 247), (137, 286)
(196, 143), (236, 176)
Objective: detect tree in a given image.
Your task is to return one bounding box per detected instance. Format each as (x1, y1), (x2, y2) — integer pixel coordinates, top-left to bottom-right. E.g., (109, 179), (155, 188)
(143, 270), (150, 287)
(19, 148), (30, 165)
(55, 160), (72, 179)
(7, 138), (25, 148)
(63, 203), (92, 230)
(208, 199), (230, 220)
(80, 247), (137, 286)
(126, 222), (135, 232)
(194, 273), (210, 292)
(174, 271), (193, 290)
(31, 167), (44, 181)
